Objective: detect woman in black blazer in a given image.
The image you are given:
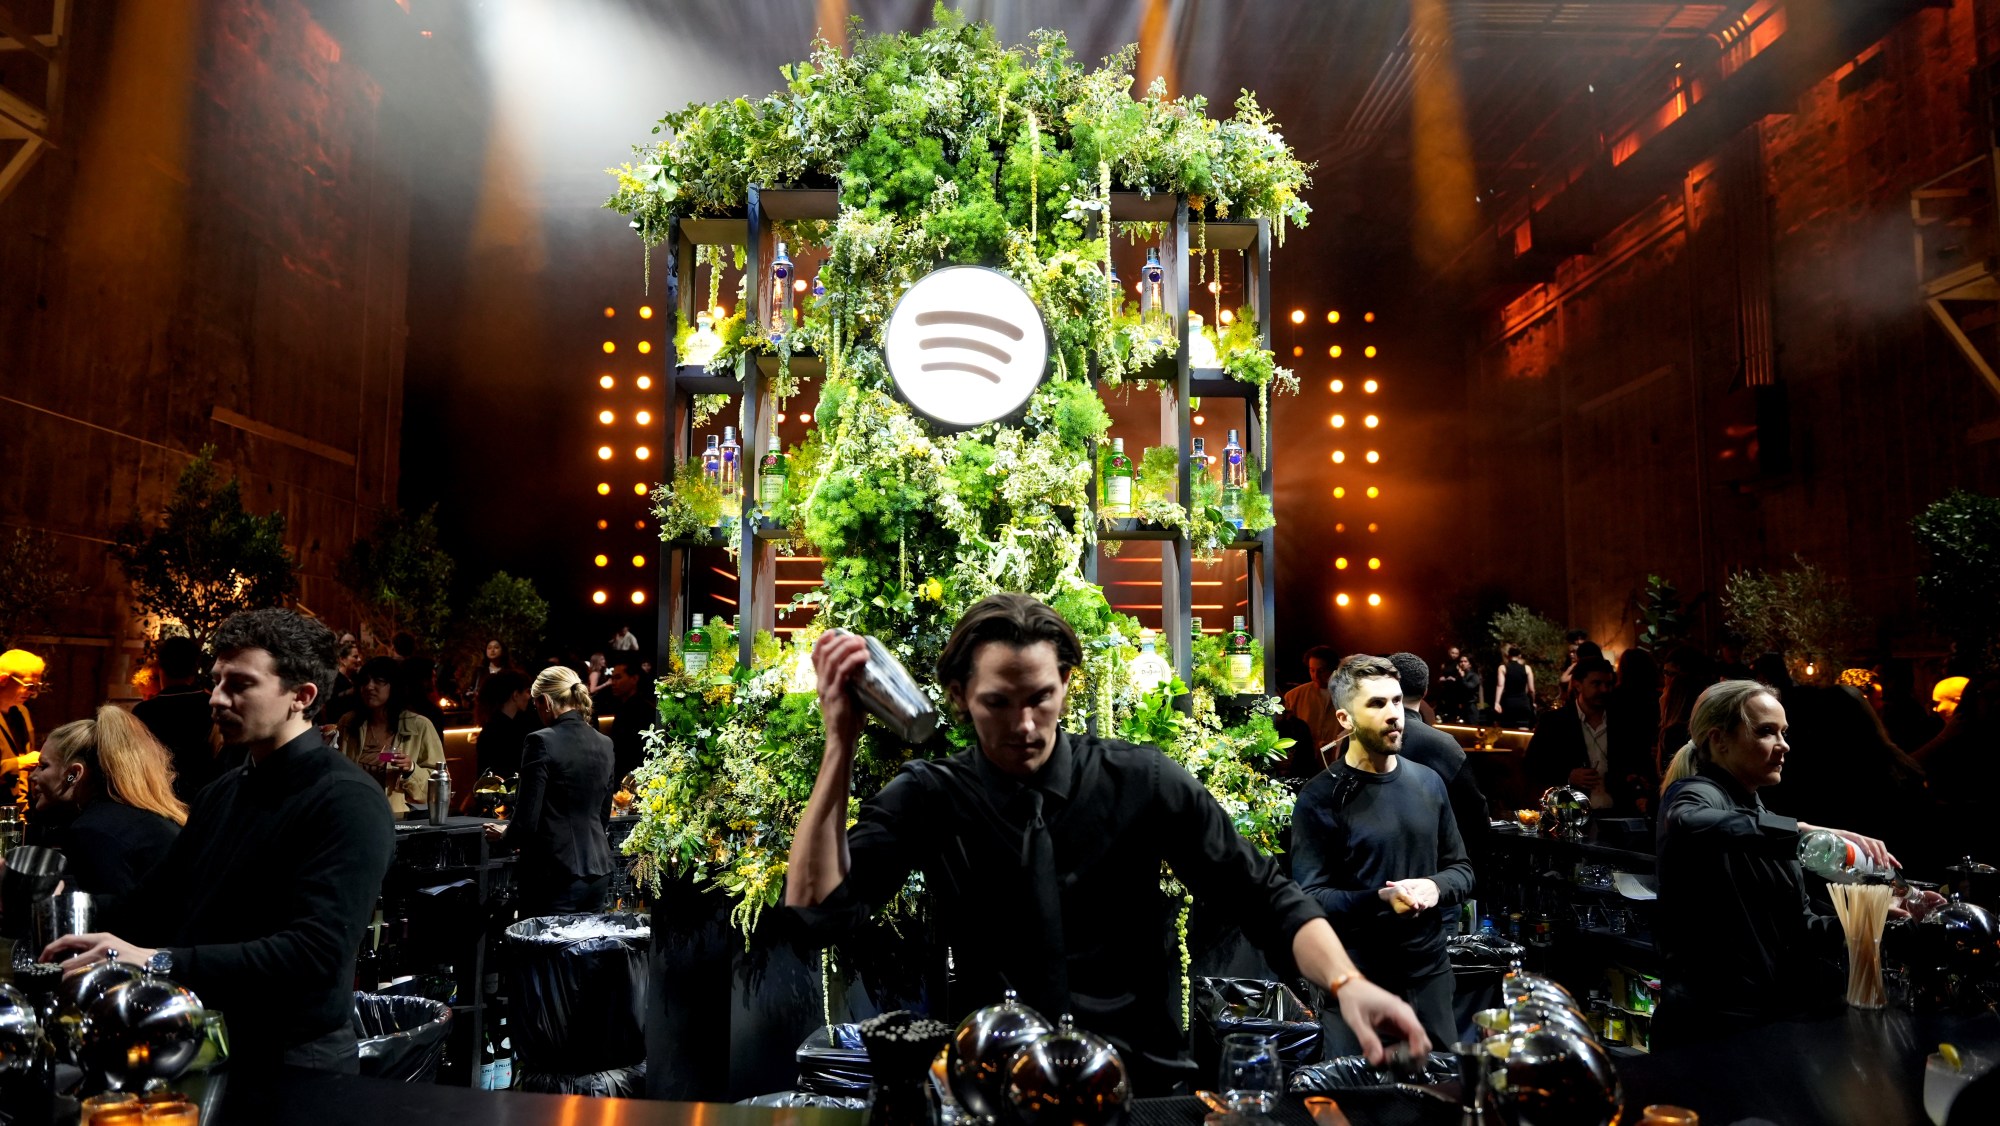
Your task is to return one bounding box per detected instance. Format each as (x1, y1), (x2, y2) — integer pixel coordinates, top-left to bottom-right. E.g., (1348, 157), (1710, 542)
(484, 666), (617, 916)
(24, 707), (185, 913)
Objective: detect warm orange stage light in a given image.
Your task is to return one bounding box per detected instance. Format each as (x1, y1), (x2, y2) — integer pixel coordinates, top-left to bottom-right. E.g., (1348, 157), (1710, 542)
(596, 483), (611, 495)
(593, 591), (608, 605)
(594, 554), (609, 567)
(599, 375), (615, 389)
(597, 446), (613, 460)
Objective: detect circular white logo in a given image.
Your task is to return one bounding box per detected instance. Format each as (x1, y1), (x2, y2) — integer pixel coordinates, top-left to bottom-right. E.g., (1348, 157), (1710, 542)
(883, 266), (1048, 427)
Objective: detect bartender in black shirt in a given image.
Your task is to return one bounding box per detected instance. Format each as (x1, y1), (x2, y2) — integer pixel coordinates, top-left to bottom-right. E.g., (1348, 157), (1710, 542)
(1292, 654), (1472, 1054)
(44, 609), (395, 1074)
(784, 594), (1427, 1093)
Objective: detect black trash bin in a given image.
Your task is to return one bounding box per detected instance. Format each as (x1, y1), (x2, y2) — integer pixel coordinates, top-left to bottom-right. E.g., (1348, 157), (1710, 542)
(505, 912), (650, 1093)
(353, 992), (454, 1083)
(1191, 977), (1324, 1079)
(794, 1023), (870, 1098)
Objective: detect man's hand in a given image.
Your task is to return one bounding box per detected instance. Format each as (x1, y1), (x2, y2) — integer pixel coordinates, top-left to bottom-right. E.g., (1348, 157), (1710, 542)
(482, 822), (506, 840)
(812, 631), (871, 752)
(1377, 879), (1440, 913)
(1335, 978), (1431, 1065)
(42, 932), (157, 972)
(1892, 887), (1947, 921)
(1567, 767), (1602, 790)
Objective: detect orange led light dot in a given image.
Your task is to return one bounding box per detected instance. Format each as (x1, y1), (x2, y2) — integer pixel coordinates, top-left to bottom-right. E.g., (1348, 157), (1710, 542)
(1193, 414), (1206, 425)
(1333, 487), (1347, 499)
(637, 341), (653, 354)
(1364, 312), (1376, 323)
(712, 305), (727, 319)
(635, 446), (651, 460)
(602, 341), (616, 354)
(594, 554), (609, 567)
(1365, 450), (1380, 463)
(1330, 379), (1344, 393)
(1290, 309), (1306, 324)
(1367, 593), (1382, 606)
(1364, 415), (1380, 428)
(597, 446), (613, 460)
(636, 410), (653, 425)
(631, 591), (646, 605)
(1329, 345), (1342, 358)
(1208, 281), (1222, 294)
(1331, 414), (1346, 428)
(634, 520), (647, 530)
(1364, 345), (1377, 358)
(1368, 558), (1382, 570)
(1331, 451), (1346, 464)
(1218, 310), (1234, 325)
(1336, 593), (1352, 607)
(794, 279), (808, 293)
(592, 591), (608, 605)
(599, 410), (615, 424)
(603, 307), (616, 318)
(1335, 557), (1349, 570)
(595, 519), (608, 530)
(636, 375), (653, 390)
(631, 555), (645, 567)
(1366, 486), (1380, 498)
(599, 375), (615, 389)
(1363, 379), (1379, 394)
(596, 482), (611, 496)
(633, 483), (647, 495)
(639, 306), (654, 319)
(1367, 522), (1379, 532)
(1335, 523), (1347, 533)
(1327, 311), (1340, 324)
(1292, 346), (1304, 357)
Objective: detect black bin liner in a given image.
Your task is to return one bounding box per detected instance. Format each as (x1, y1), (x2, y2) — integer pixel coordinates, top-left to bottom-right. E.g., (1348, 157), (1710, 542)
(1191, 977), (1323, 1076)
(516, 1061), (647, 1097)
(741, 1091), (871, 1109)
(796, 1023), (871, 1097)
(504, 912), (651, 1075)
(352, 992), (454, 1083)
(1289, 1051), (1459, 1092)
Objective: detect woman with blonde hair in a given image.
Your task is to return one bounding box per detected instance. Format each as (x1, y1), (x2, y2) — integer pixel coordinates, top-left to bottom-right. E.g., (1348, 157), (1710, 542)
(484, 665), (616, 916)
(1653, 679), (1934, 1047)
(22, 706), (184, 907)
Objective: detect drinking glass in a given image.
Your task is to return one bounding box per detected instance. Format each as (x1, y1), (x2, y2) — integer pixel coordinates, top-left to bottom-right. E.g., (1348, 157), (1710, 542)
(1925, 1051), (1994, 1126)
(1218, 1032), (1281, 1117)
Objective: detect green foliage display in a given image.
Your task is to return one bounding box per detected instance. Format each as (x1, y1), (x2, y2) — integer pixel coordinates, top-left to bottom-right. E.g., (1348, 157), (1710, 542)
(1634, 574), (1691, 650)
(1487, 603), (1566, 706)
(0, 529), (87, 650)
(461, 571), (550, 670)
(1912, 489), (2000, 673)
(1720, 558), (1861, 686)
(337, 506), (455, 653)
(111, 446), (297, 651)
(613, 8), (1309, 930)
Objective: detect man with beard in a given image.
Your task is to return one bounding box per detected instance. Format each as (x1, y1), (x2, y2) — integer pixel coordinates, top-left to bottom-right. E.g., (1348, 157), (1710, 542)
(1292, 654), (1473, 1054)
(43, 608), (395, 1074)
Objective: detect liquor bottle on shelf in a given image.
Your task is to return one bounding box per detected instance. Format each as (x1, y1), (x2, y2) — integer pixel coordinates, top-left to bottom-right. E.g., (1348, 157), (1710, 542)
(758, 422), (788, 512)
(683, 614), (711, 678)
(700, 434), (722, 491)
(1187, 311), (1220, 369)
(1104, 437), (1134, 516)
(1128, 628), (1172, 695)
(1221, 429), (1246, 529)
(1142, 247), (1167, 330)
(682, 310), (722, 368)
(1226, 616), (1255, 693)
(769, 241), (793, 340)
(719, 426), (741, 501)
(1191, 436), (1210, 484)
(728, 615), (741, 650)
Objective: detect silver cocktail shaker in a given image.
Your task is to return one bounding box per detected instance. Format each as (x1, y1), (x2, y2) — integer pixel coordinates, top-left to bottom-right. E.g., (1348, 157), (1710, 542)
(427, 769), (451, 825)
(34, 889), (94, 950)
(824, 628), (940, 743)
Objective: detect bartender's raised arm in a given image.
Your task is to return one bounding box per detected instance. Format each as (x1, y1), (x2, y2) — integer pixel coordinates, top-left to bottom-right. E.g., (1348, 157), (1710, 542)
(783, 631), (871, 907)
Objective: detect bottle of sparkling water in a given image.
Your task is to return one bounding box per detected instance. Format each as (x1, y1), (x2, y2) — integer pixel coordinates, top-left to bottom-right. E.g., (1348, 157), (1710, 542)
(1799, 828), (1897, 883)
(701, 434), (722, 490)
(1129, 628), (1172, 694)
(758, 422), (788, 512)
(1221, 429), (1246, 528)
(719, 426), (741, 501)
(1226, 615), (1254, 692)
(683, 614), (711, 677)
(1105, 437), (1134, 516)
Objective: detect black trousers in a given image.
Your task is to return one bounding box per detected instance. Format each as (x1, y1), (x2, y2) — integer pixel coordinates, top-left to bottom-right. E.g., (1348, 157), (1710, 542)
(1319, 968), (1457, 1057)
(520, 872), (611, 919)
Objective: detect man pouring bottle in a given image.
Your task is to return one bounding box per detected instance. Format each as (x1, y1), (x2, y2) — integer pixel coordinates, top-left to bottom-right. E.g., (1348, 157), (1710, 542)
(783, 594), (1429, 1094)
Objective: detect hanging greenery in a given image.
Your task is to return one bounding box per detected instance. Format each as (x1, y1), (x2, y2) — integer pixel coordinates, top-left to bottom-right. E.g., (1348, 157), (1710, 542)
(611, 7), (1308, 931)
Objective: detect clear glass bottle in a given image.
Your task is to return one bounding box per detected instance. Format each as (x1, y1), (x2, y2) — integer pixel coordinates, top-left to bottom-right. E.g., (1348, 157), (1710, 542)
(758, 421), (788, 511)
(682, 310), (722, 368)
(1226, 615), (1254, 692)
(1191, 436), (1210, 481)
(1128, 627), (1172, 694)
(727, 615), (741, 651)
(1104, 437), (1133, 516)
(1187, 311), (1220, 369)
(700, 434), (722, 491)
(1221, 428), (1246, 528)
(719, 425), (741, 501)
(1142, 246), (1167, 330)
(769, 241), (793, 340)
(683, 613), (711, 677)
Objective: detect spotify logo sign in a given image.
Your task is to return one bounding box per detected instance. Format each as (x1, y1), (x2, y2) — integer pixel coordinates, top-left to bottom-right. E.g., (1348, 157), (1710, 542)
(883, 266), (1048, 427)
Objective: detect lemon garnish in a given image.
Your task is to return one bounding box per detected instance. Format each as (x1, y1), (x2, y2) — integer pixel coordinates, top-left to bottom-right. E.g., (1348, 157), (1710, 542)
(1941, 1043), (1964, 1071)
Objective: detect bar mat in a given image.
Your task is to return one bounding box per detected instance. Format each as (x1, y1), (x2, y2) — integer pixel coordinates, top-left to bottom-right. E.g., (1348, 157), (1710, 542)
(1128, 1093), (1457, 1126)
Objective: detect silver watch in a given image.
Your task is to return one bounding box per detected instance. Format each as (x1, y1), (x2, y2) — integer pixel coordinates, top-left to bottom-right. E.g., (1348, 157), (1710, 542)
(145, 950), (174, 977)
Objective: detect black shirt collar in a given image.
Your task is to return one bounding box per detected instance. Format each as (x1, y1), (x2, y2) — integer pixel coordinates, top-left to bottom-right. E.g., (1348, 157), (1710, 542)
(1697, 761), (1761, 810)
(971, 729), (1075, 804)
(244, 726), (326, 778)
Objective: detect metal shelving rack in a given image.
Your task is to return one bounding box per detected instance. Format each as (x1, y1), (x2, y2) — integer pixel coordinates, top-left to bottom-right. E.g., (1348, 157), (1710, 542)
(651, 189), (1277, 690)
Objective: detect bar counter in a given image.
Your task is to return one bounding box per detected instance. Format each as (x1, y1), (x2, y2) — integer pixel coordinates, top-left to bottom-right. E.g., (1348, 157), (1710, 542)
(169, 1007), (2000, 1126)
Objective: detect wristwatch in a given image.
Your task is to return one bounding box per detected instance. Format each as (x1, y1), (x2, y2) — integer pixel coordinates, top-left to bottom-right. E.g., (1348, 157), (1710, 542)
(145, 950), (174, 977)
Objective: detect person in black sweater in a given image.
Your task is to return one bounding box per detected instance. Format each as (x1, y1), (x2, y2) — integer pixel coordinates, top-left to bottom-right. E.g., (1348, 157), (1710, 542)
(23, 707), (184, 911)
(44, 609), (395, 1075)
(1292, 654), (1473, 1055)
(133, 635), (221, 802)
(486, 666), (616, 916)
(475, 669), (536, 780)
(1388, 652), (1489, 863)
(605, 658), (657, 782)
